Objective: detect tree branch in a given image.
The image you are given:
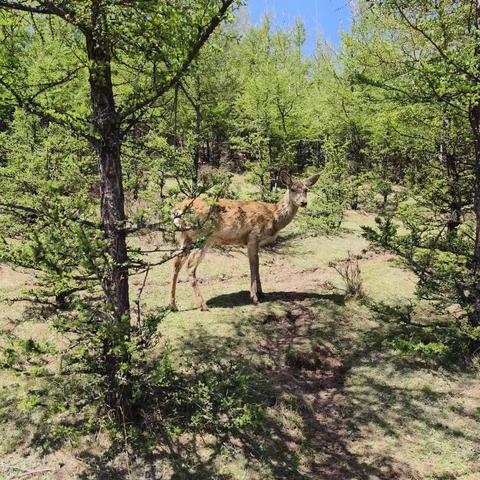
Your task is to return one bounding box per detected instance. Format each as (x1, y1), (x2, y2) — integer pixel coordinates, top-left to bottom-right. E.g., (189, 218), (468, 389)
(178, 80), (201, 113)
(396, 5), (480, 82)
(118, 0), (234, 123)
(0, 1), (89, 33)
(0, 202), (100, 229)
(0, 1), (50, 14)
(30, 65), (85, 100)
(0, 76), (97, 143)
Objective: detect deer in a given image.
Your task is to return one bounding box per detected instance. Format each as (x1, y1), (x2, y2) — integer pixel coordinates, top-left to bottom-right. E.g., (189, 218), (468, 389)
(169, 171), (320, 311)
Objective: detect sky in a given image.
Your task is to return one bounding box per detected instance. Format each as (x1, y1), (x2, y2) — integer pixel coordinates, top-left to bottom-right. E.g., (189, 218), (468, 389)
(247, 0), (352, 56)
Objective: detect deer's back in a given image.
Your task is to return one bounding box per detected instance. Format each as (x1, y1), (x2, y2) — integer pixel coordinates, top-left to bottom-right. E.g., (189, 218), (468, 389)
(173, 198), (278, 246)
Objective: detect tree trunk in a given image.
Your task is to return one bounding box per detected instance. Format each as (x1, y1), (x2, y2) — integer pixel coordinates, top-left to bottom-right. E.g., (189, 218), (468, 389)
(469, 0), (480, 327)
(382, 190), (389, 209)
(159, 172), (165, 198)
(470, 103), (480, 326)
(85, 3), (131, 412)
(206, 139), (211, 165)
(440, 118), (462, 232)
(350, 125), (362, 211)
(173, 82), (179, 145)
(445, 152), (462, 232)
(193, 104), (201, 191)
(192, 73), (202, 192)
(350, 196), (359, 211)
(267, 141), (274, 192)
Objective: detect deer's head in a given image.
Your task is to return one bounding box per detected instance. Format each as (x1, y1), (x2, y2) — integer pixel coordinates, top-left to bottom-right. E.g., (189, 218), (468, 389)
(280, 171), (320, 208)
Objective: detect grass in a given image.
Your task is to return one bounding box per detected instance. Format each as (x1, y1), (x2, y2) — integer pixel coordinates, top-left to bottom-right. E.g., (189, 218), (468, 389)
(0, 207), (479, 479)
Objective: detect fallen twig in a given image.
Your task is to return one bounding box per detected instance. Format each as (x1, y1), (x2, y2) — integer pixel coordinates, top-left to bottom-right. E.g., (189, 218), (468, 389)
(6, 467), (53, 480)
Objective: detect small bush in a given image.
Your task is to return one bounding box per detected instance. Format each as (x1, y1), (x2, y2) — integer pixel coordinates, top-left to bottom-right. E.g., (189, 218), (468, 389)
(136, 348), (271, 439)
(330, 252), (365, 298)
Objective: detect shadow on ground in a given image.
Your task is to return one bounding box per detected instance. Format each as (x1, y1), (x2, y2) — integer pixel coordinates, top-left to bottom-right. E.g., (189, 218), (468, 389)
(207, 290), (345, 308)
(3, 294), (477, 479)
(75, 294), (414, 479)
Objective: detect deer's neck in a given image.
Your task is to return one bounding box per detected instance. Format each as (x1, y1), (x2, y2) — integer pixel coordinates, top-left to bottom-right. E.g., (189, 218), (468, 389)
(274, 191), (298, 231)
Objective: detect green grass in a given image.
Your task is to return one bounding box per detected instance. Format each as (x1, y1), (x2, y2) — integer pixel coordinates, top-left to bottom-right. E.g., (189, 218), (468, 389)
(0, 209), (479, 479)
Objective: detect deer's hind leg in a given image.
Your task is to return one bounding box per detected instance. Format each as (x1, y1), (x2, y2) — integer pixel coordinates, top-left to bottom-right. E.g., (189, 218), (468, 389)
(186, 247), (209, 311)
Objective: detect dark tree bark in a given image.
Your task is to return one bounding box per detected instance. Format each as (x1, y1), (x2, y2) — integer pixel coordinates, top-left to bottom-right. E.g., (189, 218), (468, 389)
(445, 152), (462, 232)
(85, 2), (131, 410)
(206, 139), (211, 164)
(381, 190), (389, 209)
(193, 103), (201, 190)
(159, 173), (165, 198)
(470, 107), (480, 325)
(469, 0), (480, 326)
(470, 102), (480, 326)
(439, 118), (462, 232)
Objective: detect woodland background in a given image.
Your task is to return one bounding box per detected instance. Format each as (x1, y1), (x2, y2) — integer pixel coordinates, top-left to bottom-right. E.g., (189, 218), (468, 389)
(0, 1), (479, 479)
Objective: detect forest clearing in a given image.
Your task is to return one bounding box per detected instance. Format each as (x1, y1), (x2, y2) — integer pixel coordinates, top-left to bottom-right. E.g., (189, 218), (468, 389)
(1, 0), (480, 479)
(1, 204), (479, 479)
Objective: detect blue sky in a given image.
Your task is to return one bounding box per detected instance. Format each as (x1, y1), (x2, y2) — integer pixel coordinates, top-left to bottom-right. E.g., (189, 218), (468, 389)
(247, 0), (352, 55)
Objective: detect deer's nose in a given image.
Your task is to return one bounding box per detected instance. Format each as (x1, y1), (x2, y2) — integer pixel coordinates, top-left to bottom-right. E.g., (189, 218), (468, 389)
(300, 201), (307, 207)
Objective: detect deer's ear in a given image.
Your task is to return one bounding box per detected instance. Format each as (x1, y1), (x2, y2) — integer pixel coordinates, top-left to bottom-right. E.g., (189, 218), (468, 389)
(279, 170), (293, 188)
(304, 174), (320, 187)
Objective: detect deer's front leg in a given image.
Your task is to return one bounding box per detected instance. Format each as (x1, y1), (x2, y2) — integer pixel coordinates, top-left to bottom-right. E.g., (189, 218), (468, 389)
(187, 248), (209, 311)
(247, 239), (262, 304)
(169, 244), (188, 311)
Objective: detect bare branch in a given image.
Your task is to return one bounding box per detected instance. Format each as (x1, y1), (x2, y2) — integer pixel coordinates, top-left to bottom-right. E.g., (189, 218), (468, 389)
(125, 221), (178, 235)
(178, 80), (201, 113)
(134, 263), (150, 325)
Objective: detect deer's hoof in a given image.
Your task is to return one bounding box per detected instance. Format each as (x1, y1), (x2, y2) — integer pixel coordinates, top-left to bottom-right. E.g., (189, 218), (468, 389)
(200, 304), (210, 312)
(168, 303), (179, 312)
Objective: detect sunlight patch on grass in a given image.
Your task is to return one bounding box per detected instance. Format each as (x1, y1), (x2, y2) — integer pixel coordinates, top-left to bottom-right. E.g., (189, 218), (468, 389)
(361, 259), (416, 303)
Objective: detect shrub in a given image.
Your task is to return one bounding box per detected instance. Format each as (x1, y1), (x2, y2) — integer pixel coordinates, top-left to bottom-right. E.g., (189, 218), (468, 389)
(330, 252), (365, 298)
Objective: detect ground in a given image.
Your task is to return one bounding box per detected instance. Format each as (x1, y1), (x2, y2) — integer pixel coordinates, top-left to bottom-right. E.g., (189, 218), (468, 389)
(0, 209), (479, 479)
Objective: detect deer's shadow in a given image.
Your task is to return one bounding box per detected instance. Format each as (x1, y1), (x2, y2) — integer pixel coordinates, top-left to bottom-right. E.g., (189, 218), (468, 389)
(207, 290), (345, 308)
